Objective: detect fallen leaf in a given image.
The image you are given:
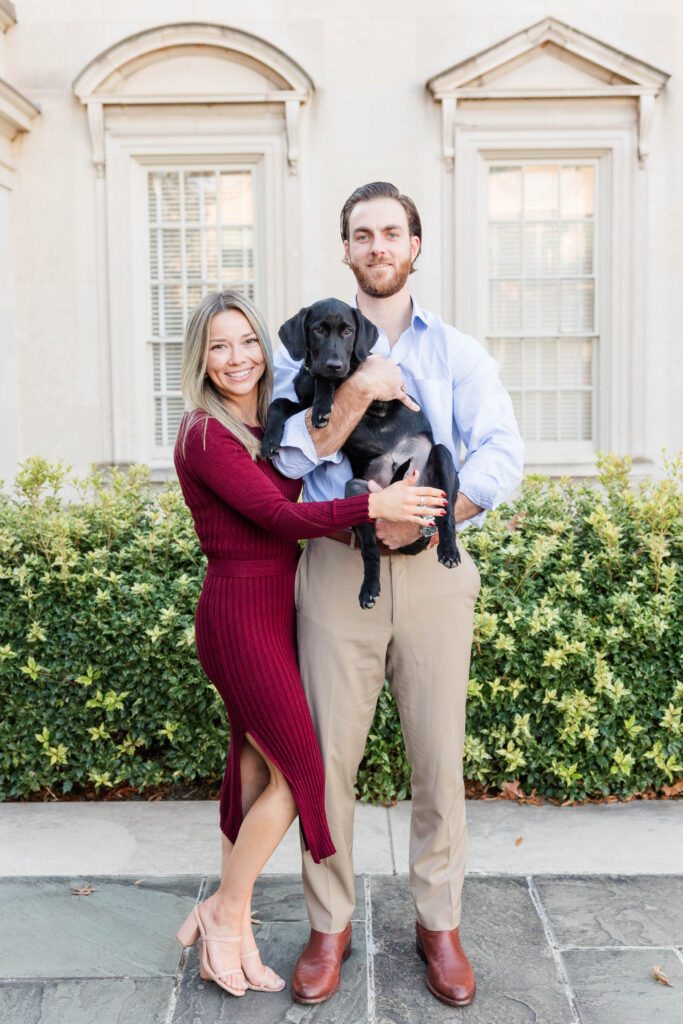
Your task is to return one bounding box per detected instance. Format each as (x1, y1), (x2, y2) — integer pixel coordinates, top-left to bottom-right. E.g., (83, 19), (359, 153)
(134, 878), (147, 885)
(500, 780), (526, 801)
(250, 916), (263, 925)
(661, 778), (683, 798)
(71, 883), (97, 896)
(652, 965), (673, 987)
(515, 837), (523, 847)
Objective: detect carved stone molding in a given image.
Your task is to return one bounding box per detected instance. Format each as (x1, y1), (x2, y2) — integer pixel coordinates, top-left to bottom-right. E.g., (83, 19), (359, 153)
(73, 22), (314, 177)
(427, 17), (669, 169)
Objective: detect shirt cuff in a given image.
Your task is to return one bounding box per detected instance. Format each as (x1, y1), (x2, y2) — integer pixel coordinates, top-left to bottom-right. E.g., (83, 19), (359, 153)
(272, 409), (345, 479)
(457, 469), (500, 511)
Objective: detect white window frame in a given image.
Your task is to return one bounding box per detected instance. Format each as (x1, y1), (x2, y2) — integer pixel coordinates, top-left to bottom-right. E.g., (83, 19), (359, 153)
(103, 118), (294, 472)
(451, 124), (638, 476)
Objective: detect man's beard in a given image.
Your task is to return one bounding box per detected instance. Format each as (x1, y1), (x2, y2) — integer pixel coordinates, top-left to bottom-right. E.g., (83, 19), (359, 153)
(348, 255), (413, 298)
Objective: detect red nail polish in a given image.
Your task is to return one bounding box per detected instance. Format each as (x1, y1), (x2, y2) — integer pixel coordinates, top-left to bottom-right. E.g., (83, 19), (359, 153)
(441, 492), (446, 497)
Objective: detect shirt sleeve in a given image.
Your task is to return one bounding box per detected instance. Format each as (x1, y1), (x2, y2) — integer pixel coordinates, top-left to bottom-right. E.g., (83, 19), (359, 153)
(452, 336), (525, 512)
(184, 418), (370, 539)
(271, 343), (345, 479)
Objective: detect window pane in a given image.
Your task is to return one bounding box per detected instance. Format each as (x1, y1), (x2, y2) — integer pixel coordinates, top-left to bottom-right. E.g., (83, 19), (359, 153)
(524, 166), (557, 219)
(184, 172), (216, 223)
(489, 167), (522, 220)
(560, 280), (594, 333)
(489, 223), (522, 277)
(560, 222), (594, 275)
(561, 166), (594, 218)
(538, 339), (557, 386)
(524, 222), (558, 277)
(489, 281), (522, 334)
(490, 338), (522, 387)
(525, 281), (558, 334)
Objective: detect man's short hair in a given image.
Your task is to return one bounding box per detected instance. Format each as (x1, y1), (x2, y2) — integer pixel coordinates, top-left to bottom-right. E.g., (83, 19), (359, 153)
(340, 182), (422, 271)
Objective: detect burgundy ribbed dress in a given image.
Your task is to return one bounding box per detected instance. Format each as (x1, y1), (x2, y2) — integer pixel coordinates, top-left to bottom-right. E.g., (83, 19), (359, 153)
(174, 414), (370, 863)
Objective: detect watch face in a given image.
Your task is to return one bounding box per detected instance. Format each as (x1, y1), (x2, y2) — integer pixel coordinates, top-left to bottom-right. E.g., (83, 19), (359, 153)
(420, 523), (438, 538)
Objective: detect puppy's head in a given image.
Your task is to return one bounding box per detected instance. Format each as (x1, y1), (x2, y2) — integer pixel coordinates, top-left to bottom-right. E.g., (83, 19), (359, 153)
(278, 298), (378, 379)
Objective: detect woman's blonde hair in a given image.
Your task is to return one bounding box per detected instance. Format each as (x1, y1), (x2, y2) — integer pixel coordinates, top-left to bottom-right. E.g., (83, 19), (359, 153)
(178, 290), (274, 460)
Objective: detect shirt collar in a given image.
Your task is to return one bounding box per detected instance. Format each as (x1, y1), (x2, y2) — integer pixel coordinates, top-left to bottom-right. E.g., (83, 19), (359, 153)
(351, 294), (429, 331)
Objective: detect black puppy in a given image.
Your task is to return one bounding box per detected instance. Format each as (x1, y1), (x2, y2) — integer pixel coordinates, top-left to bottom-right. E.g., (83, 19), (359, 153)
(263, 298), (460, 608)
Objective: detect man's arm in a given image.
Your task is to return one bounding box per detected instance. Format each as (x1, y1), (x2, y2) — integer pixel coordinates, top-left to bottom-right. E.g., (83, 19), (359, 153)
(306, 355), (419, 458)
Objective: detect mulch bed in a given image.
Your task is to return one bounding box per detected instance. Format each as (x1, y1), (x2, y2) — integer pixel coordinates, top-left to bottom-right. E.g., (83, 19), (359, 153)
(6, 777), (681, 805)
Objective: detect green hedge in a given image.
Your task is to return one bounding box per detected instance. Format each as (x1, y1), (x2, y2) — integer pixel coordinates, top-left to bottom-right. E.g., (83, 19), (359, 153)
(1, 455), (681, 804)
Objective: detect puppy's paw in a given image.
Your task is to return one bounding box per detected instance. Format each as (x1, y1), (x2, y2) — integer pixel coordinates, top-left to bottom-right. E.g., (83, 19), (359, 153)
(437, 543), (461, 569)
(312, 411), (331, 429)
(260, 435), (280, 460)
(359, 581), (380, 609)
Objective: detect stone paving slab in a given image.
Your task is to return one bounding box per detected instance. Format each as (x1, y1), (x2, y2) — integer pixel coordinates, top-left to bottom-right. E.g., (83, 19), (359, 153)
(373, 875), (574, 1024)
(172, 920), (368, 1024)
(534, 875), (683, 948)
(0, 876), (201, 979)
(0, 978), (174, 1024)
(563, 948), (683, 1024)
(237, 873), (367, 923)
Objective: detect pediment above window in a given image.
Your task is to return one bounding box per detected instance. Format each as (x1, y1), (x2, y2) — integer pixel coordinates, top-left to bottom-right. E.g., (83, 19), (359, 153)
(73, 23), (314, 174)
(427, 18), (669, 166)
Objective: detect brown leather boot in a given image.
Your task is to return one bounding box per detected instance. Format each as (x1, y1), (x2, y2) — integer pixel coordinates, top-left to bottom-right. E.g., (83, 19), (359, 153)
(415, 922), (476, 1006)
(291, 923), (352, 1004)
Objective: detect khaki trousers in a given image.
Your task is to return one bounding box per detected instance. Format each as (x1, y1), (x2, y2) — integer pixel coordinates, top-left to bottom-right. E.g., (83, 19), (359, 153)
(295, 535), (481, 933)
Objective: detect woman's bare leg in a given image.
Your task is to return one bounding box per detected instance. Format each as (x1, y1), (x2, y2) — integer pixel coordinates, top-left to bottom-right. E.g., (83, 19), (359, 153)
(212, 742), (273, 977)
(199, 734), (298, 986)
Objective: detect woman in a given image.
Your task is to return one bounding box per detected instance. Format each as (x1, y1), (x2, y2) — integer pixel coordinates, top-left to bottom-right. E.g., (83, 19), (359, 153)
(173, 290), (445, 997)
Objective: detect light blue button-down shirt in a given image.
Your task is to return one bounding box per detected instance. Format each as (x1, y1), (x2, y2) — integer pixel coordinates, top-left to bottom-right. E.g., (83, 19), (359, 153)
(272, 297), (524, 528)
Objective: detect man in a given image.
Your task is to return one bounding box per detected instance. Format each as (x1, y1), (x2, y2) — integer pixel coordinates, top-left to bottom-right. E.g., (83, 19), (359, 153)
(272, 181), (524, 1007)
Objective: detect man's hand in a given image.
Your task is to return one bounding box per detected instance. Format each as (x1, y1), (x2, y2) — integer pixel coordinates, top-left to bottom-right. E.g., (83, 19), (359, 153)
(374, 519), (423, 548)
(354, 355), (420, 411)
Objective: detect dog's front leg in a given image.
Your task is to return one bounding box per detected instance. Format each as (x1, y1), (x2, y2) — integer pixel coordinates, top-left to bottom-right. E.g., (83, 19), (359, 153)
(345, 477), (382, 608)
(424, 444), (460, 568)
(262, 398), (305, 459)
(311, 378), (337, 428)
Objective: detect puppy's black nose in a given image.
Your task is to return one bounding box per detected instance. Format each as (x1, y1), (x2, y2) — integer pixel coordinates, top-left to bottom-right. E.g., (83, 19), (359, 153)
(325, 358), (344, 371)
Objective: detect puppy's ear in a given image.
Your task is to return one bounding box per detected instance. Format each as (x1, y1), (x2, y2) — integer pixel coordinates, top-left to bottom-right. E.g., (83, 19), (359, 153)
(278, 307), (310, 361)
(351, 307), (378, 363)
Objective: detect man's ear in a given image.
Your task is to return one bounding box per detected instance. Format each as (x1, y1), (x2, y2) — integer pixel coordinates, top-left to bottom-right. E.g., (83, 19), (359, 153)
(278, 307), (310, 361)
(351, 307), (378, 363)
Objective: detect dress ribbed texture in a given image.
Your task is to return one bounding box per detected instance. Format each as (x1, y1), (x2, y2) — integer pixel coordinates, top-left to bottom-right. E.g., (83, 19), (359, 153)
(174, 413), (371, 862)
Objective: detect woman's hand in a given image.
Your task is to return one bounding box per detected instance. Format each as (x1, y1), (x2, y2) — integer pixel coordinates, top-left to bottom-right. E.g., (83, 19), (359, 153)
(367, 471), (446, 524)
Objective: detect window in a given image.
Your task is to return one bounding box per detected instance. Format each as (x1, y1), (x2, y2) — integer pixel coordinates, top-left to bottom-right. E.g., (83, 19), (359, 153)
(486, 161), (597, 454)
(146, 167), (256, 450)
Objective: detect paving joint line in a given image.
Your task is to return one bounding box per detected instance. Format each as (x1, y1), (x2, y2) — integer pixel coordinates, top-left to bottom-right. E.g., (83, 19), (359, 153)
(526, 875), (582, 1024)
(164, 875), (206, 1024)
(364, 875), (376, 1024)
(385, 806), (397, 876)
(559, 944), (683, 953)
(673, 948), (683, 966)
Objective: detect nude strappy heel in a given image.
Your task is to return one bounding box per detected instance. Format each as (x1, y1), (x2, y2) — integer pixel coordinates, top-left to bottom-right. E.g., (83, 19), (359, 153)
(241, 948), (286, 992)
(176, 905), (247, 997)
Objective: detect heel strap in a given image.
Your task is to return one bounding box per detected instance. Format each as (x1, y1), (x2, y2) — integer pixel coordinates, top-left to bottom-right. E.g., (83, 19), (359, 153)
(202, 933), (242, 944)
(241, 949), (260, 960)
